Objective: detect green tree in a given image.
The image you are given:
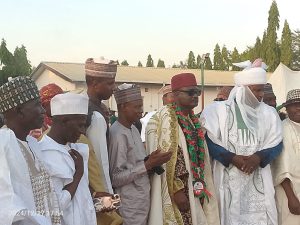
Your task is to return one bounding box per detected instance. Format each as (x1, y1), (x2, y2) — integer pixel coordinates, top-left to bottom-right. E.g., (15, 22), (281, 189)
(196, 54), (201, 69)
(137, 61), (143, 67)
(0, 39), (16, 85)
(253, 37), (262, 60)
(240, 46), (254, 62)
(187, 51), (196, 69)
(157, 59), (165, 68)
(180, 61), (187, 69)
(14, 45), (32, 76)
(221, 45), (230, 70)
(121, 60), (129, 66)
(261, 31), (267, 61)
(146, 54), (154, 67)
(231, 47), (241, 71)
(213, 43), (222, 70)
(265, 0), (280, 71)
(204, 56), (213, 70)
(280, 20), (293, 67)
(291, 29), (300, 70)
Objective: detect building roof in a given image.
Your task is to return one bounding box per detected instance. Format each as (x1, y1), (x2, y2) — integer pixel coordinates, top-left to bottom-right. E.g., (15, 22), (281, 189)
(31, 61), (271, 86)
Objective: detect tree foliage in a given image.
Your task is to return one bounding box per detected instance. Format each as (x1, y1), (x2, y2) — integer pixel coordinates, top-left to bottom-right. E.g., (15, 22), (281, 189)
(265, 0), (280, 71)
(291, 29), (300, 70)
(231, 47), (241, 71)
(196, 54), (201, 69)
(204, 56), (213, 70)
(0, 39), (32, 85)
(253, 37), (262, 60)
(146, 54), (154, 67)
(221, 45), (230, 70)
(213, 43), (222, 70)
(157, 59), (165, 68)
(187, 51), (196, 69)
(280, 20), (293, 67)
(137, 61), (143, 67)
(121, 60), (129, 66)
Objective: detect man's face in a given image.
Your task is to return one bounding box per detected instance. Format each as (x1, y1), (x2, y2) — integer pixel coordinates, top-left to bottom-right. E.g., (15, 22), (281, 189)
(286, 102), (300, 123)
(263, 93), (277, 108)
(121, 99), (143, 124)
(174, 86), (200, 110)
(93, 77), (116, 100)
(18, 99), (45, 130)
(63, 115), (87, 143)
(248, 84), (265, 102)
(163, 92), (174, 105)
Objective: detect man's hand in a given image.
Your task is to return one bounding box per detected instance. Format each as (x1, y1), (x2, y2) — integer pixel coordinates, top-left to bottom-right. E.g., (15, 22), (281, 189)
(69, 149), (84, 178)
(242, 154), (261, 175)
(93, 192), (116, 213)
(63, 149), (84, 199)
(144, 149), (172, 171)
(231, 155), (247, 171)
(288, 196), (300, 215)
(173, 189), (190, 212)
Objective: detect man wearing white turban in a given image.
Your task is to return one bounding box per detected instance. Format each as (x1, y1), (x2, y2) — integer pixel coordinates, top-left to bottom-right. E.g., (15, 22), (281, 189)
(201, 59), (283, 225)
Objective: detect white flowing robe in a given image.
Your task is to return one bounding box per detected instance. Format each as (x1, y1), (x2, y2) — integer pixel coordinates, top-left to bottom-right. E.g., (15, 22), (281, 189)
(272, 118), (300, 225)
(201, 101), (282, 225)
(39, 135), (96, 225)
(87, 111), (113, 193)
(0, 128), (59, 225)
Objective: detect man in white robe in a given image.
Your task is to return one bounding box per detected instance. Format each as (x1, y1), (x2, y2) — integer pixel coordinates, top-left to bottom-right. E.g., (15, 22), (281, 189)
(39, 93), (96, 225)
(85, 57), (117, 194)
(0, 76), (61, 225)
(201, 59), (283, 225)
(84, 58), (123, 225)
(272, 89), (300, 224)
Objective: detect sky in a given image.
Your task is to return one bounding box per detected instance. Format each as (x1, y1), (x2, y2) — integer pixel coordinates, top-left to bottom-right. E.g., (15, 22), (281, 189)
(1, 0), (299, 67)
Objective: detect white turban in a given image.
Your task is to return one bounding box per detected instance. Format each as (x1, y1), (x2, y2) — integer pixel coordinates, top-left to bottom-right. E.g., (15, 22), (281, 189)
(233, 59), (267, 86)
(228, 59), (268, 140)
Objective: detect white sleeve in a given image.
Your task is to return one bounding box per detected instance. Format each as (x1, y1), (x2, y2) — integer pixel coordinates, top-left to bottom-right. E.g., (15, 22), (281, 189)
(50, 176), (72, 210)
(86, 112), (113, 193)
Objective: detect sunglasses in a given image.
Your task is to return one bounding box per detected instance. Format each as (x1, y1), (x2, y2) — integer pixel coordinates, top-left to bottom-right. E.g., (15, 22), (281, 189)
(178, 89), (201, 96)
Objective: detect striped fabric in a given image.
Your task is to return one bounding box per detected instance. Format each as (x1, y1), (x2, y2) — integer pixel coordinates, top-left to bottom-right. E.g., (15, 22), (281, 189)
(85, 58), (117, 78)
(114, 84), (142, 104)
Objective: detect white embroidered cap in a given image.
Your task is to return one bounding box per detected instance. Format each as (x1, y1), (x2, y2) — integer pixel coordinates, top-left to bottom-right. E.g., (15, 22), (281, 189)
(51, 93), (89, 116)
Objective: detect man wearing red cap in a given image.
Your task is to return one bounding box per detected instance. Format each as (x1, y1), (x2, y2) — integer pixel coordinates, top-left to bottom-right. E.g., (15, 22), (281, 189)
(29, 83), (64, 139)
(146, 73), (220, 225)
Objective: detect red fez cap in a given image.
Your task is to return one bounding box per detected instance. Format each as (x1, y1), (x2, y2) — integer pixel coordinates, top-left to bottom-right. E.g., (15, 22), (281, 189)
(171, 73), (197, 91)
(40, 83), (63, 105)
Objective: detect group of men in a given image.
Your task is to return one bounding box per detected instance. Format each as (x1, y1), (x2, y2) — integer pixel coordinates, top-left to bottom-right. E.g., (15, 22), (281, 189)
(0, 57), (299, 225)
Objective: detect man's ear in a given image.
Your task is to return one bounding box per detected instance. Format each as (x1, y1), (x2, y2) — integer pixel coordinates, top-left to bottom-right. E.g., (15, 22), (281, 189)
(91, 79), (98, 88)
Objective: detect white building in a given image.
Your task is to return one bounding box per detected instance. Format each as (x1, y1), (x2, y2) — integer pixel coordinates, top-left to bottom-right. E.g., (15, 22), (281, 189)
(31, 62), (241, 113)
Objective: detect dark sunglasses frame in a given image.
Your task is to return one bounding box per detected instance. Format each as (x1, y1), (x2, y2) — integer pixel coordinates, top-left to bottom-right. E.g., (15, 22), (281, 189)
(178, 89), (201, 96)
